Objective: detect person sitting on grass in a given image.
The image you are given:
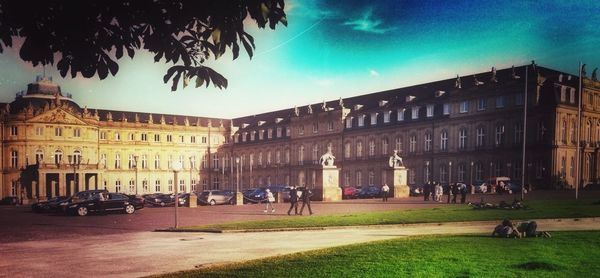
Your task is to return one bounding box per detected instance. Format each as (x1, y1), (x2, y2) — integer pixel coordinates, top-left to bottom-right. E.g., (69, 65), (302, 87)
(516, 220), (551, 238)
(492, 219), (521, 238)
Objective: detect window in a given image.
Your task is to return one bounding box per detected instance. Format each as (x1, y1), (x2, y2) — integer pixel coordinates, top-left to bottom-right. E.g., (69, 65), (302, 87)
(179, 179), (186, 192)
(560, 156), (566, 177)
(514, 123), (523, 145)
(570, 89), (575, 104)
(397, 108), (405, 121)
(179, 135), (185, 143)
(313, 123), (318, 133)
(355, 171), (362, 186)
(72, 150), (81, 165)
(190, 156), (196, 169)
(409, 135), (416, 153)
(250, 131), (256, 141)
(129, 180), (135, 193)
(344, 142), (351, 159)
(358, 115), (365, 127)
(129, 133), (135, 141)
(35, 149), (44, 164)
(495, 124), (505, 146)
(426, 105), (434, 118)
(370, 113), (377, 125)
(276, 150), (281, 164)
(99, 131), (106, 140)
(515, 93), (524, 106)
(141, 154), (148, 169)
(36, 126), (44, 136)
(190, 136), (196, 143)
(459, 101), (469, 113)
(368, 171), (375, 186)
(439, 165), (448, 183)
(443, 103), (450, 115)
(55, 149), (63, 165)
(277, 127), (282, 137)
(395, 136), (403, 153)
(495, 96), (505, 108)
(344, 172), (350, 187)
(560, 86), (567, 102)
(286, 127), (291, 137)
(285, 149), (290, 164)
(114, 153), (121, 169)
(477, 98), (487, 111)
(561, 119), (567, 143)
(411, 107), (419, 119)
(141, 133), (148, 141)
(569, 120), (575, 143)
(202, 136), (207, 144)
(475, 162), (483, 181)
(298, 145), (305, 164)
(154, 134), (160, 142)
(267, 151), (272, 165)
(154, 154), (160, 169)
(345, 117), (353, 128)
(201, 155), (206, 169)
(155, 180), (161, 192)
(457, 164), (465, 182)
(458, 129), (467, 150)
(114, 132), (120, 140)
(424, 133), (432, 152)
(312, 145), (319, 163)
(440, 130), (448, 151)
(10, 125), (17, 136)
(476, 127), (485, 147)
(10, 150), (18, 168)
(383, 111), (391, 123)
(299, 125), (304, 135)
(570, 156), (575, 177)
(166, 134), (172, 142)
(55, 127), (63, 137)
(115, 180), (121, 193)
(212, 153), (219, 169)
(267, 129), (273, 139)
(368, 140), (375, 157)
(356, 141), (363, 158)
(128, 154), (136, 169)
(382, 138), (389, 155)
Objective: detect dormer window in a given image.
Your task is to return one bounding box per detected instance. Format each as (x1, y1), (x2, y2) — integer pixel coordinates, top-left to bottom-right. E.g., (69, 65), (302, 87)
(267, 129), (273, 139)
(378, 100), (388, 107)
(258, 130), (264, 140)
(397, 108), (405, 121)
(234, 134), (240, 143)
(276, 127), (282, 138)
(570, 88), (575, 104)
(358, 115), (366, 127)
(312, 122), (318, 133)
(426, 105), (434, 118)
(383, 111), (391, 123)
(411, 107), (419, 119)
(370, 113), (378, 125)
(406, 95), (416, 102)
(443, 103), (450, 115)
(251, 131), (256, 141)
(496, 96), (505, 108)
(346, 117), (353, 128)
(242, 132), (247, 142)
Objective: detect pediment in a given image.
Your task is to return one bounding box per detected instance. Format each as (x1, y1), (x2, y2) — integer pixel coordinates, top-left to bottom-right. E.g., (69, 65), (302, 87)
(27, 108), (87, 125)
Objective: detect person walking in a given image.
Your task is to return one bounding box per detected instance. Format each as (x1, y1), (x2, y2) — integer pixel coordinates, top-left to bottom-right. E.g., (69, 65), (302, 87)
(459, 183), (467, 204)
(434, 182), (443, 202)
(287, 186), (299, 215)
(451, 183), (459, 203)
(299, 187), (313, 215)
(264, 189), (275, 213)
(381, 184), (390, 202)
(446, 183), (452, 204)
(423, 181), (431, 201)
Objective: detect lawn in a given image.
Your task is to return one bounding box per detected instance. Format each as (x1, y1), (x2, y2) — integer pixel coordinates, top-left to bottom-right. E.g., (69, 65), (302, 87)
(157, 231), (600, 277)
(182, 199), (600, 231)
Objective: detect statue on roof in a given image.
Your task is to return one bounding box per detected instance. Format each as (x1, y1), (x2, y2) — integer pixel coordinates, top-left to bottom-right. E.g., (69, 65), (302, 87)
(592, 68), (598, 82)
(83, 106), (89, 117)
(148, 114), (153, 124)
(321, 100), (328, 111)
(293, 106), (299, 117)
(121, 113), (127, 122)
(107, 112), (113, 121)
(307, 104), (313, 114)
(474, 75), (484, 86)
(339, 97), (345, 108)
(581, 64), (587, 77)
(455, 75), (462, 89)
(135, 113), (140, 122)
(160, 115), (166, 124)
(490, 67), (498, 83)
(511, 65), (520, 79)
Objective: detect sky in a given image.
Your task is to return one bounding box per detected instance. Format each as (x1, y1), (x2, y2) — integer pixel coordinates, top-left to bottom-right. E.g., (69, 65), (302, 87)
(0, 0), (599, 119)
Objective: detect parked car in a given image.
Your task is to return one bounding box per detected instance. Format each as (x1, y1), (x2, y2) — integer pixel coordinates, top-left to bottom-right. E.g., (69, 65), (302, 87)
(584, 183), (600, 190)
(31, 196), (68, 213)
(65, 193), (139, 216)
(198, 190), (235, 205)
(357, 185), (381, 199)
(59, 189), (109, 211)
(473, 182), (489, 193)
(243, 188), (269, 203)
(145, 193), (175, 207)
(342, 187), (360, 199)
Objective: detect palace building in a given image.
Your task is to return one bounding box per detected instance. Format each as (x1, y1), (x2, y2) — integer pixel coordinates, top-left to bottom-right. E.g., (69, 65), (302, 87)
(2, 64), (600, 201)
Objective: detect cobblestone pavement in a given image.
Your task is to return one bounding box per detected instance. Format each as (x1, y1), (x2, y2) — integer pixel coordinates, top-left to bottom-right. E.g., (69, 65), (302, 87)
(0, 190), (598, 277)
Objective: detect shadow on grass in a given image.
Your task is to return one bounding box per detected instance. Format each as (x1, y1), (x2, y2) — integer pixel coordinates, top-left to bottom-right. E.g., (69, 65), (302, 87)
(513, 261), (562, 271)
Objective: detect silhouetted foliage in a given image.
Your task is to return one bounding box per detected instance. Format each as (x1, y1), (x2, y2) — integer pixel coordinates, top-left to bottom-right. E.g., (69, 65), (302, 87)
(0, 0), (287, 91)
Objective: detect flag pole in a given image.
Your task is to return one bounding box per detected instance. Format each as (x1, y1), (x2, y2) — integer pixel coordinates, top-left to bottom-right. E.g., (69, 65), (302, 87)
(521, 66), (528, 201)
(576, 62), (583, 200)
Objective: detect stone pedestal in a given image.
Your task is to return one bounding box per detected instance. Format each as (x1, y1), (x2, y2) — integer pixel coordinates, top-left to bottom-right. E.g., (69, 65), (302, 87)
(235, 191), (244, 206)
(315, 166), (342, 202)
(389, 167), (409, 198)
(188, 192), (197, 208)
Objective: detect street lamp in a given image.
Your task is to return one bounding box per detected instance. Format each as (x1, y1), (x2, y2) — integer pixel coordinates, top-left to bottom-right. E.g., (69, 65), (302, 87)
(507, 162), (512, 179)
(235, 157), (243, 206)
(68, 155), (81, 192)
(470, 161), (474, 194)
(189, 156), (193, 192)
(448, 161), (452, 186)
(133, 156), (139, 195)
(172, 160), (183, 229)
(425, 161), (430, 183)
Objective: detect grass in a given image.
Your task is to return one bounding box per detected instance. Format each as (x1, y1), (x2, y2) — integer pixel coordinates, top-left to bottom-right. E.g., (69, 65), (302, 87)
(182, 199), (600, 231)
(156, 231), (600, 277)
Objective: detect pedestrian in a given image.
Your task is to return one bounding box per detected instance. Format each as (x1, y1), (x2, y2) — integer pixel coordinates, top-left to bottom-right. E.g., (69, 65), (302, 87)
(451, 183), (459, 203)
(381, 184), (390, 202)
(287, 186), (299, 215)
(423, 181), (431, 201)
(459, 183), (467, 204)
(299, 187), (313, 215)
(434, 182), (443, 202)
(446, 183), (452, 204)
(264, 189), (275, 213)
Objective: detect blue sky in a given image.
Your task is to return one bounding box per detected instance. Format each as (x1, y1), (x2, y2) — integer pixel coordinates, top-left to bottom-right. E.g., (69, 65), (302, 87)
(0, 0), (599, 118)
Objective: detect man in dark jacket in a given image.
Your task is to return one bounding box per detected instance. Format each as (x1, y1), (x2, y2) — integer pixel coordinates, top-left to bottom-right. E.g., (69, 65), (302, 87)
(287, 186), (299, 215)
(299, 187), (313, 215)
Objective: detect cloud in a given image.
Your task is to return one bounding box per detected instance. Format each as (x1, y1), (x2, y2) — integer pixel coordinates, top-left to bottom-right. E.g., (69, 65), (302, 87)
(343, 7), (396, 34)
(369, 69), (380, 76)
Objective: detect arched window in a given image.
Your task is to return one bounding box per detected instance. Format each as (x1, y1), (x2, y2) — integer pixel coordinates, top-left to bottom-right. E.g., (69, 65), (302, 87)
(54, 149), (63, 165)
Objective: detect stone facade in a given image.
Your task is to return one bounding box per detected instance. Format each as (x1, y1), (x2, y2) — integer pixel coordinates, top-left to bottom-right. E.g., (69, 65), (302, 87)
(3, 64), (600, 201)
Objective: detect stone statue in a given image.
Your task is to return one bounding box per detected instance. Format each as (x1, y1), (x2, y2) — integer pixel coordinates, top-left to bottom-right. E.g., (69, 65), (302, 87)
(293, 106), (299, 117)
(592, 68), (598, 82)
(388, 150), (404, 168)
(339, 97), (345, 108)
(307, 104), (313, 114)
(490, 67), (498, 83)
(321, 100), (327, 111)
(319, 145), (336, 167)
(455, 75), (461, 89)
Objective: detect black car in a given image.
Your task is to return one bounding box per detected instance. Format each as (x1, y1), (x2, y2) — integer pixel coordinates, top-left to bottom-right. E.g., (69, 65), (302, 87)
(0, 196), (18, 205)
(65, 193), (141, 216)
(31, 196), (68, 213)
(59, 189), (109, 212)
(145, 193), (175, 207)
